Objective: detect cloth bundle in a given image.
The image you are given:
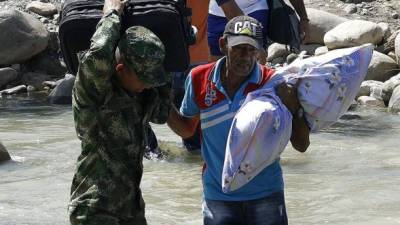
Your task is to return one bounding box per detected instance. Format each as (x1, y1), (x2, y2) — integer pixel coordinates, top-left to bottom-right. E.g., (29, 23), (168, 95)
(222, 44), (374, 193)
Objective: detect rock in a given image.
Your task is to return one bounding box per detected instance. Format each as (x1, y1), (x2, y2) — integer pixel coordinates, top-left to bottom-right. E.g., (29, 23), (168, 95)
(365, 51), (399, 82)
(392, 13), (399, 19)
(357, 96), (385, 107)
(314, 46), (329, 55)
(388, 85), (400, 112)
(267, 43), (290, 62)
(305, 8), (348, 45)
(382, 73), (400, 102)
(395, 32), (400, 64)
(300, 44), (323, 55)
(0, 67), (18, 88)
(387, 51), (397, 61)
(286, 53), (299, 64)
(26, 1), (57, 17)
(357, 80), (383, 98)
(370, 85), (384, 100)
(0, 142), (11, 162)
(344, 4), (358, 14)
(324, 20), (384, 49)
(0, 85), (27, 95)
(48, 74), (75, 104)
(383, 30), (400, 54)
(0, 10), (49, 65)
(21, 72), (52, 90)
(23, 50), (66, 77)
(377, 22), (391, 41)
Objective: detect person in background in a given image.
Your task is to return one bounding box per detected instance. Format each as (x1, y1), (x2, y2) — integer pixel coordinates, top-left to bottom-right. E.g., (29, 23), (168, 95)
(68, 0), (171, 224)
(171, 0), (211, 153)
(167, 16), (310, 225)
(208, 0), (310, 63)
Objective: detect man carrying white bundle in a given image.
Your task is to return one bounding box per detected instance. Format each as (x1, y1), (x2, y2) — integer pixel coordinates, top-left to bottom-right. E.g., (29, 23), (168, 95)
(167, 15), (310, 225)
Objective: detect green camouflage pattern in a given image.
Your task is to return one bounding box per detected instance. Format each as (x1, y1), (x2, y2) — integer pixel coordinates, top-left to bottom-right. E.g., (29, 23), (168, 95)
(119, 26), (168, 87)
(69, 11), (171, 225)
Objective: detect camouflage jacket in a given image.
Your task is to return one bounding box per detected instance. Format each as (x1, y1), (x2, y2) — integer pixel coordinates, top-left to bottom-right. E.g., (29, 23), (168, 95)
(69, 11), (170, 219)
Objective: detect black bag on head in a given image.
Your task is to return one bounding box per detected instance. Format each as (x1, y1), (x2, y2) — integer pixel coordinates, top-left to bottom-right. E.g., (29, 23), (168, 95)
(266, 0), (301, 51)
(59, 0), (194, 75)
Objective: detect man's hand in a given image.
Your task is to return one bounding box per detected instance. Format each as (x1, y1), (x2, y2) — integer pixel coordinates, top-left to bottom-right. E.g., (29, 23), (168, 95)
(275, 82), (300, 115)
(299, 18), (310, 44)
(103, 0), (127, 16)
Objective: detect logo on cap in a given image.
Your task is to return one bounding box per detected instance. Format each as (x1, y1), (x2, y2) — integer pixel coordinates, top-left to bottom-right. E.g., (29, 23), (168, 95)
(234, 21), (259, 37)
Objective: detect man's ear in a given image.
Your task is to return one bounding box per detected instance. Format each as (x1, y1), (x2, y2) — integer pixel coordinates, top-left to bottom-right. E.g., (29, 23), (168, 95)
(219, 37), (228, 55)
(115, 63), (125, 75)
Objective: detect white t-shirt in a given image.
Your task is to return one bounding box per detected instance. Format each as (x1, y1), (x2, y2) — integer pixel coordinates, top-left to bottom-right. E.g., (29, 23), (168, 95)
(209, 0), (268, 17)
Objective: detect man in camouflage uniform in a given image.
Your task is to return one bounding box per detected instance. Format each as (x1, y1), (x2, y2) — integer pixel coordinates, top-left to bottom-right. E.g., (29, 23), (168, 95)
(68, 0), (171, 224)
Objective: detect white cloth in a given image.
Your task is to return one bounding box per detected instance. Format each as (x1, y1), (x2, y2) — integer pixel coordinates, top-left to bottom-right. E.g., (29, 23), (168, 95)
(209, 0), (268, 17)
(222, 44), (374, 193)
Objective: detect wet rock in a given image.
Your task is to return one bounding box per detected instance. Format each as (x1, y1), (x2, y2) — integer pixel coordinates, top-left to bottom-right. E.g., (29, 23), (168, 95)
(0, 67), (18, 88)
(357, 96), (385, 107)
(24, 50), (66, 77)
(382, 30), (400, 54)
(286, 53), (299, 64)
(305, 8), (348, 45)
(0, 85), (27, 95)
(382, 73), (400, 102)
(366, 51), (399, 82)
(300, 44), (323, 55)
(267, 43), (291, 62)
(21, 72), (52, 90)
(344, 4), (358, 14)
(314, 46), (329, 55)
(0, 10), (49, 65)
(26, 1), (57, 17)
(388, 85), (400, 112)
(0, 142), (11, 162)
(377, 22), (391, 41)
(357, 80), (384, 98)
(324, 20), (384, 49)
(48, 74), (75, 104)
(394, 32), (400, 64)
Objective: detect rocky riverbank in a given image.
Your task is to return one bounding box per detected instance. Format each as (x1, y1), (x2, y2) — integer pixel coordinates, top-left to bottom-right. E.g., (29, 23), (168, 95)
(0, 0), (400, 110)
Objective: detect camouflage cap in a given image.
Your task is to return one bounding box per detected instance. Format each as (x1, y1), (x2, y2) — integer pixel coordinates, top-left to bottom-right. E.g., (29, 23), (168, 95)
(118, 26), (167, 87)
(223, 15), (264, 50)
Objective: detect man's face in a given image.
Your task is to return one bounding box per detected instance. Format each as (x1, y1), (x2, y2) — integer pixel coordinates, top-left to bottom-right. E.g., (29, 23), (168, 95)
(226, 43), (258, 77)
(116, 64), (152, 93)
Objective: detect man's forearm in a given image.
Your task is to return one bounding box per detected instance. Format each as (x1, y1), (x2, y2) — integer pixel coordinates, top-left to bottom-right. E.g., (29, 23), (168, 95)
(290, 114), (310, 152)
(167, 106), (199, 139)
(219, 0), (244, 20)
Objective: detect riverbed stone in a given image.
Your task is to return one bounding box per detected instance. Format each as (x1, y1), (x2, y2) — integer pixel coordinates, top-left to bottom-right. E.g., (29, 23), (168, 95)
(23, 50), (66, 78)
(267, 43), (290, 62)
(365, 51), (399, 82)
(26, 1), (57, 17)
(324, 20), (384, 49)
(0, 10), (49, 65)
(314, 46), (329, 56)
(48, 74), (75, 104)
(21, 72), (52, 90)
(300, 44), (323, 55)
(357, 96), (385, 107)
(382, 30), (400, 54)
(357, 80), (384, 98)
(382, 73), (400, 102)
(395, 32), (400, 64)
(0, 67), (18, 88)
(388, 85), (400, 113)
(0, 85), (26, 95)
(0, 142), (10, 162)
(305, 8), (348, 45)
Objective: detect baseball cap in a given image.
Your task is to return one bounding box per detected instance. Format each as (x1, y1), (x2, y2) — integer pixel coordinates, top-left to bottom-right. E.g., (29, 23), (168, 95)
(118, 26), (167, 87)
(223, 15), (264, 50)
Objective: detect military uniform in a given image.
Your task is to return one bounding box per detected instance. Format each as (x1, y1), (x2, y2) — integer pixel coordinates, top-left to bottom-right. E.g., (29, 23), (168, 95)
(69, 10), (170, 225)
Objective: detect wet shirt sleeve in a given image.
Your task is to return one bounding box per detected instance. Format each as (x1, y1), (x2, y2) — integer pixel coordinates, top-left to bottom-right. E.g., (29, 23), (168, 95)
(73, 10), (121, 105)
(179, 72), (200, 117)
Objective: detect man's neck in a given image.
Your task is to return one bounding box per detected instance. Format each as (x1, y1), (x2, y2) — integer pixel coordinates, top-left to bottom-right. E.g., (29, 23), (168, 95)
(220, 65), (249, 99)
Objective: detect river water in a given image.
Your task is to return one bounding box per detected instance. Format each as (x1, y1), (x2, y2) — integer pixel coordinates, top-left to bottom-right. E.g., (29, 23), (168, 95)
(0, 93), (399, 225)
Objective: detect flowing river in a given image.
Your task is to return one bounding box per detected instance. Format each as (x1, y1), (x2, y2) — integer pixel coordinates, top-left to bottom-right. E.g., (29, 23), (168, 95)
(0, 93), (399, 225)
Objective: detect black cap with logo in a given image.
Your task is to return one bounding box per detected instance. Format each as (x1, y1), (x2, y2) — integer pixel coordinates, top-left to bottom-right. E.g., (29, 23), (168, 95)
(223, 15), (264, 50)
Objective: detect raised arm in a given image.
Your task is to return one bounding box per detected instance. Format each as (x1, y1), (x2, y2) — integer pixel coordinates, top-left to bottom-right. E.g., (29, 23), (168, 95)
(216, 0), (244, 19)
